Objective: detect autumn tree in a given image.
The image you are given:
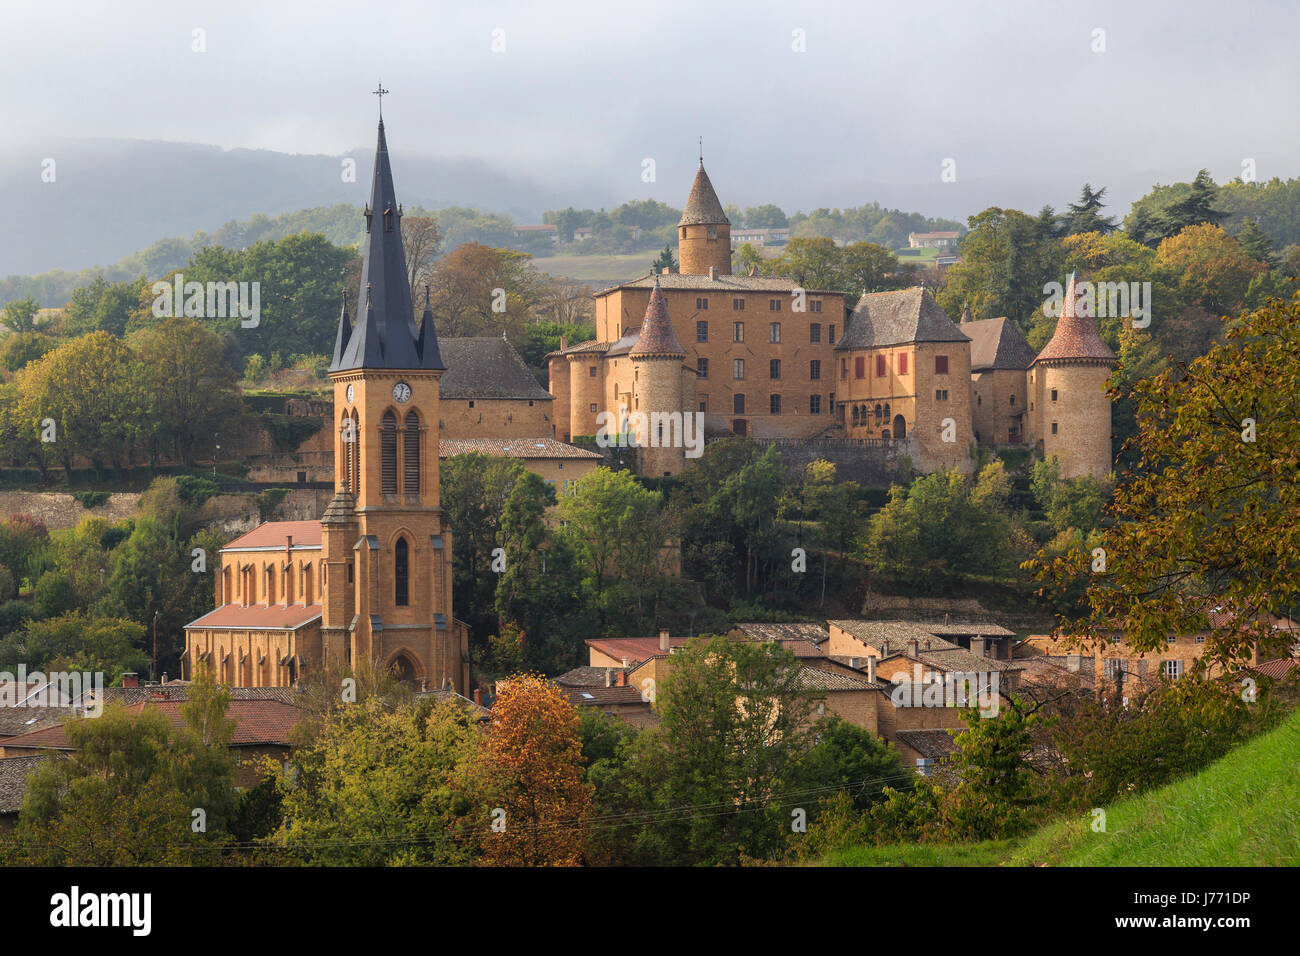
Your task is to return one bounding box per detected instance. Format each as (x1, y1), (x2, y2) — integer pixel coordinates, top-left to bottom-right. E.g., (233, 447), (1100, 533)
(428, 242), (545, 338)
(402, 215), (443, 296)
(477, 674), (592, 866)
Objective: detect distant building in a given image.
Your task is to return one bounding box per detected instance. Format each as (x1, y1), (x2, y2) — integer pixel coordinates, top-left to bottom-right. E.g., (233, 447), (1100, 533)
(908, 230), (959, 249)
(731, 226), (791, 247)
(573, 226), (594, 241)
(513, 224), (559, 243)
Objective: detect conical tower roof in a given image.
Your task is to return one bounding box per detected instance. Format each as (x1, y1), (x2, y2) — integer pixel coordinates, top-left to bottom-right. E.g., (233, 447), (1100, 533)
(1034, 272), (1117, 365)
(629, 279), (685, 357)
(330, 117), (444, 372)
(678, 161), (730, 226)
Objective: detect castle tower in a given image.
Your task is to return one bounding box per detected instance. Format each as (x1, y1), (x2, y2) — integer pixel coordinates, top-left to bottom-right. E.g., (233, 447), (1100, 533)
(629, 278), (688, 476)
(1029, 272), (1117, 479)
(323, 113), (466, 692)
(677, 159), (731, 277)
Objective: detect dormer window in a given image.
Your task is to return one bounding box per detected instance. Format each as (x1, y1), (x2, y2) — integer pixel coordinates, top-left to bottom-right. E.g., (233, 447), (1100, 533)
(364, 204), (372, 233)
(383, 205), (394, 233)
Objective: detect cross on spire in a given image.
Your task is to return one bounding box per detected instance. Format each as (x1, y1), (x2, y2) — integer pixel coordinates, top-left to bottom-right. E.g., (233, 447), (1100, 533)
(698, 136), (703, 166)
(373, 81), (389, 118)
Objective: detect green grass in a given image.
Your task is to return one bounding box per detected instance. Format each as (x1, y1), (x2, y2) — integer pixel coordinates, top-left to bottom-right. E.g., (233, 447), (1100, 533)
(529, 253), (657, 282)
(826, 708), (1300, 867)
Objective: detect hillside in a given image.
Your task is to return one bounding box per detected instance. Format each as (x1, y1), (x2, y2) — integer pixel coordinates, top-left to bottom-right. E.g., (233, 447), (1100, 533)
(824, 707), (1300, 867)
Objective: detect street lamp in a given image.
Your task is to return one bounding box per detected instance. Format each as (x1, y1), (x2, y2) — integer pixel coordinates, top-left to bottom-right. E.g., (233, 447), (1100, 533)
(152, 610), (160, 682)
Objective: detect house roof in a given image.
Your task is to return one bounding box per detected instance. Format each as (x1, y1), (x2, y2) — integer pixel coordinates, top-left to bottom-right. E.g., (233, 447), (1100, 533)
(829, 620), (961, 652)
(597, 272), (839, 296)
(964, 316), (1037, 371)
(331, 118), (444, 372)
(916, 648), (1022, 673)
(222, 520), (322, 551)
(895, 729), (960, 759)
(439, 437), (601, 460)
(1034, 273), (1117, 366)
(0, 699), (301, 752)
(437, 337), (553, 401)
(1251, 658), (1299, 680)
(0, 707), (76, 738)
(679, 162), (730, 226)
(185, 603), (322, 631)
(629, 280), (686, 358)
(554, 666), (623, 687)
(793, 665), (887, 692)
(0, 755), (50, 813)
(557, 685), (647, 707)
(836, 287), (970, 350)
(586, 636), (689, 665)
(732, 622), (830, 645)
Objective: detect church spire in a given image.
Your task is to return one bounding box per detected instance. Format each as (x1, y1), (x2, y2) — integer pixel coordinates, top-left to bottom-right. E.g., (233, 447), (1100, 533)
(330, 104), (444, 372)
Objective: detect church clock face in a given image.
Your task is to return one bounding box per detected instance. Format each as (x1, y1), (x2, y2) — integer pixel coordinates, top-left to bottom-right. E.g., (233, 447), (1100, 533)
(392, 381), (412, 403)
(345, 384), (355, 404)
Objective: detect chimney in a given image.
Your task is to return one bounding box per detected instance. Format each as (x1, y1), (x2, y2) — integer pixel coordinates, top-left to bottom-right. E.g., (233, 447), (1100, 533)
(605, 669), (612, 688)
(906, 638), (919, 659)
(867, 656), (877, 683)
(661, 266), (672, 275)
(659, 629), (670, 652)
(972, 636), (987, 657)
(708, 266), (718, 281)
(560, 335), (568, 351)
(615, 670), (627, 687)
(473, 688), (483, 706)
(121, 672), (139, 688)
(622, 656), (630, 669)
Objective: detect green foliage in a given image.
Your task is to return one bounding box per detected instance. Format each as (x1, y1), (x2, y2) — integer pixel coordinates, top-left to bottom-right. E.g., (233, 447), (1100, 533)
(1029, 457), (1111, 535)
(71, 490), (111, 509)
(0, 331), (55, 371)
(11, 611), (148, 675)
(63, 276), (149, 337)
(257, 487), (289, 521)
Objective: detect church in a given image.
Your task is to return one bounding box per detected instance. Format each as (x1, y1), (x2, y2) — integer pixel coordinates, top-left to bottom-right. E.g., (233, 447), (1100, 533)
(184, 114), (470, 692)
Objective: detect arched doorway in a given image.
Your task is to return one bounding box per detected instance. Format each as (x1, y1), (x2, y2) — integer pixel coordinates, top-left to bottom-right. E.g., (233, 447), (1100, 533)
(388, 652), (419, 686)
(892, 414), (906, 440)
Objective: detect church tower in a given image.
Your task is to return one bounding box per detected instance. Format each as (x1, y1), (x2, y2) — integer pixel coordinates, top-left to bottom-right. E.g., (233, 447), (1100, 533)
(321, 112), (467, 692)
(1028, 272), (1117, 480)
(677, 158), (731, 277)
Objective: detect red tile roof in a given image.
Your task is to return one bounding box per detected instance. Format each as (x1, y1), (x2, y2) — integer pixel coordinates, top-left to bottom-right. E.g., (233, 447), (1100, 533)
(223, 520), (322, 551)
(186, 603), (322, 630)
(586, 636), (689, 665)
(1, 699), (300, 751)
(629, 280), (686, 358)
(1034, 273), (1117, 365)
(1251, 658), (1299, 680)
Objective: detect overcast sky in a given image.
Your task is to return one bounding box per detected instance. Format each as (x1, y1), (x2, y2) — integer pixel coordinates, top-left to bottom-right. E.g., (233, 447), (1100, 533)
(4, 0), (1299, 221)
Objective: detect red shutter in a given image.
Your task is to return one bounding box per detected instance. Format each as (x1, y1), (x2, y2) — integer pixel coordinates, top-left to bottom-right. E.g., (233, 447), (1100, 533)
(898, 353), (908, 375)
(875, 355), (886, 377)
(935, 355), (949, 374)
(854, 356), (865, 379)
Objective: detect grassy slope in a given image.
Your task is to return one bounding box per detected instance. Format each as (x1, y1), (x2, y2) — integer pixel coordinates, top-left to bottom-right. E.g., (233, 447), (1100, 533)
(823, 709), (1300, 867)
(529, 252), (657, 282)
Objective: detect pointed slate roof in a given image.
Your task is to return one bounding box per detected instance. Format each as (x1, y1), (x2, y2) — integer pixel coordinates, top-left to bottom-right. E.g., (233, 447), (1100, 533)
(330, 119), (444, 372)
(678, 162), (730, 226)
(834, 287), (970, 350)
(629, 280), (685, 357)
(965, 316), (1037, 371)
(1034, 273), (1117, 366)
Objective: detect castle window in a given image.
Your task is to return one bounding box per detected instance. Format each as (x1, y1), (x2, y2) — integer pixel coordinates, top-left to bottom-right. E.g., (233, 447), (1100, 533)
(936, 389), (949, 401)
(697, 357), (709, 378)
(810, 394), (822, 414)
(699, 398), (707, 413)
(706, 225), (718, 240)
(381, 411), (398, 496)
(770, 359), (781, 380)
(809, 360), (820, 380)
(1009, 394), (1016, 405)
(809, 323), (821, 343)
(770, 394), (782, 414)
(1051, 388), (1058, 403)
(468, 400), (475, 408)
(935, 355), (949, 375)
(977, 394), (982, 406)
(1051, 421), (1058, 435)
(769, 322), (781, 342)
(347, 563), (353, 584)
(898, 353), (908, 375)
(852, 406), (860, 422)
(875, 403), (883, 422)
(394, 537), (409, 607)
(810, 300), (822, 313)
(829, 324), (835, 345)
(589, 366), (597, 377)
(590, 403), (598, 413)
(733, 298), (745, 311)
(734, 394), (745, 414)
(769, 299), (782, 312)
(696, 298), (709, 311)
(875, 355), (887, 377)
(734, 359), (745, 380)
(734, 322), (744, 342)
(697, 320), (708, 341)
(404, 411), (420, 497)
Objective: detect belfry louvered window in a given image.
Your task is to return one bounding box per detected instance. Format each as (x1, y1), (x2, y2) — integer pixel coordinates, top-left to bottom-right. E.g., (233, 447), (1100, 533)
(403, 411), (420, 497)
(381, 411), (398, 495)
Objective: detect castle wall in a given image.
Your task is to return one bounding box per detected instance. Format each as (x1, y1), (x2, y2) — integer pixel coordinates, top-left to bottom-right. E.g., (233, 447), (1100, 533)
(439, 397), (553, 439)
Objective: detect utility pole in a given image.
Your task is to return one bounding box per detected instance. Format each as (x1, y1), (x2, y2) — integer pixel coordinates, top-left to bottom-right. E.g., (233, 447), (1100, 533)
(152, 610), (160, 681)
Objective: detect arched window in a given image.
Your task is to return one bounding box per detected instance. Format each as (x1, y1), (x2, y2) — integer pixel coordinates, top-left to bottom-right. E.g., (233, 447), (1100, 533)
(351, 411), (360, 495)
(851, 405), (860, 422)
(341, 414), (352, 491)
(381, 411), (398, 495)
(403, 411), (420, 497)
(394, 537), (410, 607)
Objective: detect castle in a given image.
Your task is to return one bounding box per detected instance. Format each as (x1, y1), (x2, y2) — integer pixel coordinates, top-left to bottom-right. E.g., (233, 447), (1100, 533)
(185, 115), (469, 691)
(548, 163), (1115, 480)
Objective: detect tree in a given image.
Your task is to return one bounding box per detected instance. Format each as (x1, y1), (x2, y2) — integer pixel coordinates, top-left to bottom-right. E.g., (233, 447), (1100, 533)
(743, 204), (789, 229)
(16, 611), (148, 676)
(427, 242), (545, 338)
(0, 331), (54, 372)
(1155, 223), (1264, 316)
(840, 241), (908, 295)
(629, 636), (816, 865)
(63, 277), (148, 337)
(402, 216), (443, 296)
(1064, 183), (1117, 236)
(651, 244), (677, 273)
(270, 696), (482, 865)
(1029, 290), (1300, 667)
(1234, 218), (1276, 265)
(1030, 457), (1111, 534)
(477, 674), (592, 866)
(1, 297), (40, 334)
(800, 716), (908, 811)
